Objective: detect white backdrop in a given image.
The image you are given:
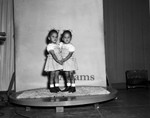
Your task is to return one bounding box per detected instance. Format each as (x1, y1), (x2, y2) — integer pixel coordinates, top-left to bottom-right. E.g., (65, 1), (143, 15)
(14, 0), (106, 91)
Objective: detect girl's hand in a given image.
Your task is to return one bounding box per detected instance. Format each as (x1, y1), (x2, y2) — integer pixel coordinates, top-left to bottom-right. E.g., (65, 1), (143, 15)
(58, 60), (63, 65)
(61, 59), (65, 63)
(61, 60), (64, 65)
(61, 52), (73, 63)
(49, 50), (63, 65)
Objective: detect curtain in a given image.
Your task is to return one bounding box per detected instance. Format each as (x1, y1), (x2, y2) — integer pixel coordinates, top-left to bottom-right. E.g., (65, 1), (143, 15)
(0, 0), (14, 91)
(103, 0), (150, 83)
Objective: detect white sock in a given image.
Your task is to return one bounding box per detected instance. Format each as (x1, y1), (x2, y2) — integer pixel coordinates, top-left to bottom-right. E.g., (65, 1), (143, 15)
(55, 83), (59, 87)
(50, 84), (54, 88)
(71, 83), (75, 87)
(67, 83), (71, 86)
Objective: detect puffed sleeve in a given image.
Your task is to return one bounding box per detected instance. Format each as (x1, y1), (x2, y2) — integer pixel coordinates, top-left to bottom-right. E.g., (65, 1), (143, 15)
(47, 44), (55, 52)
(68, 44), (75, 52)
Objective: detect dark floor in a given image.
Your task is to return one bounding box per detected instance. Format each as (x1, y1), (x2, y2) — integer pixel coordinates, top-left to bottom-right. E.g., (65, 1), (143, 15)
(0, 88), (150, 118)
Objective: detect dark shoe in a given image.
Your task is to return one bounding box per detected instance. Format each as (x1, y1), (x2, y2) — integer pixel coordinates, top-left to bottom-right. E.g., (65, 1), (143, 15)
(62, 86), (71, 92)
(69, 87), (76, 93)
(50, 87), (57, 93)
(55, 87), (61, 92)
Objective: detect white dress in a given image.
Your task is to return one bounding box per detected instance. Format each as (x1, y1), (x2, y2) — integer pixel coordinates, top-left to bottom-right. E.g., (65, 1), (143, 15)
(44, 43), (63, 72)
(60, 42), (78, 71)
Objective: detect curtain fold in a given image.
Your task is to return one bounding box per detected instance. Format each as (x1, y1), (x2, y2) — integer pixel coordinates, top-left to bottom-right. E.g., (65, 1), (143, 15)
(0, 0), (14, 91)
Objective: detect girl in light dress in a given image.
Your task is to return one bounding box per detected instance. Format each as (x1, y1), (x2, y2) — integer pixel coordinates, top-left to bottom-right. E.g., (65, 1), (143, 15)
(44, 29), (63, 93)
(60, 30), (78, 93)
(44, 29), (77, 93)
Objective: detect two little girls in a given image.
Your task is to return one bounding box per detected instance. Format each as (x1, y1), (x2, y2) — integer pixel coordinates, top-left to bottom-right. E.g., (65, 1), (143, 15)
(44, 29), (77, 93)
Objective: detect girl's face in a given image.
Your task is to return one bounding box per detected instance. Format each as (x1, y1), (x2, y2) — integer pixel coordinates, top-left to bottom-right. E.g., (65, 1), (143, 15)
(50, 32), (58, 43)
(63, 33), (71, 44)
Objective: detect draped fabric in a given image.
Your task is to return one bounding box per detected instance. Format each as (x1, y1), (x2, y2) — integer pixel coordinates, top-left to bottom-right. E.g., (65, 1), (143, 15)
(0, 0), (14, 91)
(14, 0), (106, 91)
(104, 0), (150, 84)
(149, 0), (150, 13)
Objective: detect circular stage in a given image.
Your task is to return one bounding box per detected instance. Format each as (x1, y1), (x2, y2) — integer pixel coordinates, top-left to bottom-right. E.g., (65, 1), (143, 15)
(9, 87), (117, 108)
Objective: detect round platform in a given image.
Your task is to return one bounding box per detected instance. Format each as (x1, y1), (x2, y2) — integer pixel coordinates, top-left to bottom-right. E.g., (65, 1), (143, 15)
(9, 87), (117, 107)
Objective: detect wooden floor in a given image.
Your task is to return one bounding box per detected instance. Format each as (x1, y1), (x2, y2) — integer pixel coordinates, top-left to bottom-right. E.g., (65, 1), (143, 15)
(0, 88), (150, 118)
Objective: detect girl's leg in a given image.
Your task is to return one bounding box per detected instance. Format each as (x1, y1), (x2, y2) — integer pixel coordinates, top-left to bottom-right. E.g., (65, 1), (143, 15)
(70, 71), (75, 84)
(69, 71), (76, 92)
(65, 71), (71, 87)
(50, 71), (54, 87)
(54, 70), (61, 92)
(49, 71), (57, 93)
(54, 70), (59, 84)
(62, 71), (71, 92)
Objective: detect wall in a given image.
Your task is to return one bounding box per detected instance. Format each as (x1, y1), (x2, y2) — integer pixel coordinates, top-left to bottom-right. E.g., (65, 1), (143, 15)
(104, 0), (150, 84)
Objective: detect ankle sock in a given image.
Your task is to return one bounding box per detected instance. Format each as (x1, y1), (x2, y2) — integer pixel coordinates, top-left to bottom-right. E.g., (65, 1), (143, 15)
(55, 83), (59, 87)
(71, 83), (75, 87)
(67, 83), (71, 87)
(50, 84), (54, 88)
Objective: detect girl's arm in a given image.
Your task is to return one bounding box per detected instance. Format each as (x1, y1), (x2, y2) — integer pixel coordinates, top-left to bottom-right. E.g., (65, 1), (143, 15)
(49, 50), (63, 65)
(62, 52), (73, 62)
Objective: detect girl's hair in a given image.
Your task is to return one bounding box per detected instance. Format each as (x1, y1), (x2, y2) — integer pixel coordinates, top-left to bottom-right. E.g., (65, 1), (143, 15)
(47, 29), (58, 44)
(48, 29), (58, 37)
(60, 30), (72, 42)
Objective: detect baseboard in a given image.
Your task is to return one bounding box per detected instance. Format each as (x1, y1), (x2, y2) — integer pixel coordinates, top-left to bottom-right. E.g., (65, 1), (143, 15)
(111, 81), (150, 89)
(111, 83), (126, 89)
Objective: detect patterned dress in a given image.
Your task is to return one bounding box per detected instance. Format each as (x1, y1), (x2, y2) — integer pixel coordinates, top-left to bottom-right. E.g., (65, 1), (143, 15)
(60, 43), (78, 71)
(44, 43), (63, 72)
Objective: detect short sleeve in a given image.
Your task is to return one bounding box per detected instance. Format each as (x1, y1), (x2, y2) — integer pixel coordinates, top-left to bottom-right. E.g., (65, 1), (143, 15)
(47, 44), (55, 52)
(68, 44), (75, 52)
